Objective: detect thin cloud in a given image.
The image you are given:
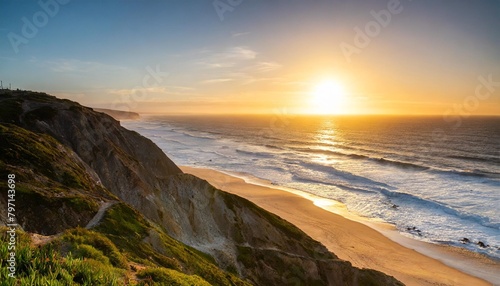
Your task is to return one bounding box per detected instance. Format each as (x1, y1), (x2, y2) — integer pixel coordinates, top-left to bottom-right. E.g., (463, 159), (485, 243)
(201, 78), (234, 84)
(195, 46), (257, 69)
(107, 87), (167, 96)
(232, 32), (251, 38)
(44, 59), (128, 73)
(107, 86), (201, 100)
(251, 62), (281, 73)
(227, 46), (257, 60)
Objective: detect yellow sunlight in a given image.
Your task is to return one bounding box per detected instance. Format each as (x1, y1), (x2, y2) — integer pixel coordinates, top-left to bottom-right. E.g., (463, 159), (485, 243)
(309, 79), (347, 114)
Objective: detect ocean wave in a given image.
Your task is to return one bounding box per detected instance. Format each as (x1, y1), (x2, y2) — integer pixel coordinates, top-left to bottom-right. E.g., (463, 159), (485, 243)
(264, 144), (285, 150)
(430, 168), (495, 179)
(293, 147), (431, 171)
(170, 129), (218, 140)
(447, 154), (500, 164)
(160, 138), (188, 146)
(293, 147), (500, 180)
(292, 147), (370, 159)
(373, 158), (430, 171)
(293, 161), (395, 190)
(291, 174), (378, 195)
(379, 189), (500, 230)
(236, 149), (275, 158)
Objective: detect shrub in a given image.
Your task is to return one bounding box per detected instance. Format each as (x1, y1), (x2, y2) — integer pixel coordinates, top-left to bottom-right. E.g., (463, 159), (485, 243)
(62, 228), (129, 269)
(0, 227), (126, 285)
(137, 267), (211, 286)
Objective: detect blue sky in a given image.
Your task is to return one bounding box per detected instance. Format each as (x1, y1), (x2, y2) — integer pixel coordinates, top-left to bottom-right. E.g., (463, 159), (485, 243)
(1, 0), (499, 114)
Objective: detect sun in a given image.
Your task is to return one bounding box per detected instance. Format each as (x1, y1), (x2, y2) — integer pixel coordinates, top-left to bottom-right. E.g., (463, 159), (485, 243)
(309, 80), (347, 114)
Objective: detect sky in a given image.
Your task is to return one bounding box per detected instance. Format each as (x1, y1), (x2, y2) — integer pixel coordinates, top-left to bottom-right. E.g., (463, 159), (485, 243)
(1, 0), (499, 115)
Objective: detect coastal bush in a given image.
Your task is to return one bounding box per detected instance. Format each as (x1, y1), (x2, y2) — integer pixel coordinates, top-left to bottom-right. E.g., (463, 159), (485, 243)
(136, 267), (211, 285)
(0, 227), (127, 285)
(62, 227), (129, 269)
(72, 244), (110, 265)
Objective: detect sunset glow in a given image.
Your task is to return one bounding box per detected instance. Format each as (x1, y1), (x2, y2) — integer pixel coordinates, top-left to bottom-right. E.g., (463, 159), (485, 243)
(309, 80), (347, 114)
(1, 1), (499, 115)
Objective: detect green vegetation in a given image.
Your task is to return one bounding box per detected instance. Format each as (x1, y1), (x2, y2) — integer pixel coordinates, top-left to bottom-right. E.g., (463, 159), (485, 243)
(0, 208), (251, 285)
(0, 228), (127, 285)
(136, 268), (211, 286)
(62, 228), (129, 269)
(0, 225), (248, 285)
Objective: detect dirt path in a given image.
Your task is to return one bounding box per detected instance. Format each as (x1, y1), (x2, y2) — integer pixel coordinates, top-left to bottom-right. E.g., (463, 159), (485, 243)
(86, 201), (117, 229)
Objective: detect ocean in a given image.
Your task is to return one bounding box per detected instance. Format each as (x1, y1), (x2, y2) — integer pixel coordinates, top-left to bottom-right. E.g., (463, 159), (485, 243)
(123, 115), (500, 259)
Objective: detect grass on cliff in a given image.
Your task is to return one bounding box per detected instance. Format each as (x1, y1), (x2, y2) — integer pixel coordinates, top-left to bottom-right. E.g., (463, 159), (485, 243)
(0, 227), (241, 285)
(136, 268), (211, 286)
(0, 228), (127, 285)
(95, 203), (251, 286)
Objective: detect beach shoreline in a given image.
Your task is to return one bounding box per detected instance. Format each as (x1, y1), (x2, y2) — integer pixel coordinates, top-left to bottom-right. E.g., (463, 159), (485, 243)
(181, 166), (500, 286)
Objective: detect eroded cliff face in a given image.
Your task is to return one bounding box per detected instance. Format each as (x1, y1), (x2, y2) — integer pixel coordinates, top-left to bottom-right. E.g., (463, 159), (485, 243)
(158, 174), (401, 285)
(0, 90), (403, 285)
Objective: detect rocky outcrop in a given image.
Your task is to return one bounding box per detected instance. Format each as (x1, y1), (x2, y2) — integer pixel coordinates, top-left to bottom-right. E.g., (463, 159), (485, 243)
(94, 108), (140, 120)
(0, 90), (403, 285)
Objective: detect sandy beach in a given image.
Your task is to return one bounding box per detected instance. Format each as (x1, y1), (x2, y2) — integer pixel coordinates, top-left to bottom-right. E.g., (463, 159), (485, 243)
(181, 166), (500, 286)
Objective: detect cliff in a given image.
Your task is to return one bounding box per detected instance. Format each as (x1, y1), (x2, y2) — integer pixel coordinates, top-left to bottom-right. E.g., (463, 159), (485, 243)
(0, 90), (403, 285)
(93, 108), (141, 120)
